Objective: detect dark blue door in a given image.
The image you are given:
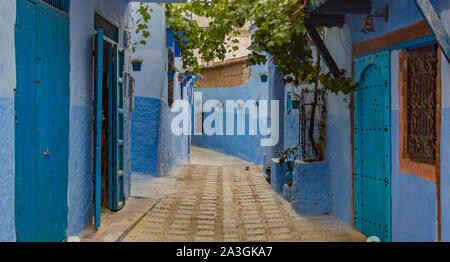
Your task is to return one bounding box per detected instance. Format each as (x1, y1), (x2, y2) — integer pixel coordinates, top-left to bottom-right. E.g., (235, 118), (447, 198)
(94, 30), (104, 229)
(15, 0), (70, 242)
(109, 45), (126, 211)
(354, 51), (391, 242)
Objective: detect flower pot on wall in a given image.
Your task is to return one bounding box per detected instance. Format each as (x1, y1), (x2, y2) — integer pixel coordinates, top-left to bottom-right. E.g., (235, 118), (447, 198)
(292, 100), (300, 109)
(285, 170), (293, 187)
(132, 61), (142, 72)
(166, 28), (175, 48)
(260, 75), (268, 82)
(274, 66), (280, 75)
(168, 71), (175, 79)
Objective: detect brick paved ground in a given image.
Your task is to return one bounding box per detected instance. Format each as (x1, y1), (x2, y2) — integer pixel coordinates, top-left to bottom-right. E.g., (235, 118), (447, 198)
(123, 150), (366, 242)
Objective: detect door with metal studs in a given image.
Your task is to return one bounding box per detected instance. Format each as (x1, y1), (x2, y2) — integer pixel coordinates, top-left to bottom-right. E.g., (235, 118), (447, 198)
(354, 51), (391, 242)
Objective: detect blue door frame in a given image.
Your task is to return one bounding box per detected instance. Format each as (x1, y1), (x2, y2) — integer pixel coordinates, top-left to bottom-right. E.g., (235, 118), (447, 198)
(93, 18), (126, 228)
(354, 51), (391, 242)
(104, 38), (125, 212)
(15, 0), (70, 242)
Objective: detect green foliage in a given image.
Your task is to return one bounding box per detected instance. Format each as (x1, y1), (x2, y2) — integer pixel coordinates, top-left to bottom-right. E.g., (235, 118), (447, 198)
(132, 3), (154, 53)
(133, 0), (357, 95)
(276, 146), (299, 172)
(132, 58), (144, 63)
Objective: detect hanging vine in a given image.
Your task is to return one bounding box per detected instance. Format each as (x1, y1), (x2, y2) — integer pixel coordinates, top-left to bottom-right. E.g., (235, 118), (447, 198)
(133, 0), (357, 95)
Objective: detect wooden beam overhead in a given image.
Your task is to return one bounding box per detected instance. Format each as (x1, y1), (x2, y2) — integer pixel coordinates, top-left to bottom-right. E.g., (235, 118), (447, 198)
(310, 0), (372, 15)
(305, 23), (341, 78)
(306, 14), (346, 28)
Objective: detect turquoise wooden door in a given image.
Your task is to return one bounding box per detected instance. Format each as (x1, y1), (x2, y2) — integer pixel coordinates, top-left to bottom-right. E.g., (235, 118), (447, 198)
(15, 0), (70, 242)
(109, 46), (126, 211)
(94, 30), (104, 229)
(354, 51), (391, 242)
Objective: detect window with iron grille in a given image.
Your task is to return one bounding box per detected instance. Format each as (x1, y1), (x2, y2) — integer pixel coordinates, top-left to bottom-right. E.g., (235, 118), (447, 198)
(40, 0), (69, 13)
(299, 88), (327, 162)
(406, 45), (438, 164)
(168, 48), (175, 108)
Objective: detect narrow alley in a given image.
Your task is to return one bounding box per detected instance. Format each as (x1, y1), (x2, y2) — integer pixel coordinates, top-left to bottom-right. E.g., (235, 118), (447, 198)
(123, 147), (365, 242)
(2, 0), (450, 245)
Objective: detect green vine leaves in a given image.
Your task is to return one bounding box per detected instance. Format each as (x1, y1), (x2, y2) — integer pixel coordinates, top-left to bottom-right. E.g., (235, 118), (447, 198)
(133, 0), (357, 95)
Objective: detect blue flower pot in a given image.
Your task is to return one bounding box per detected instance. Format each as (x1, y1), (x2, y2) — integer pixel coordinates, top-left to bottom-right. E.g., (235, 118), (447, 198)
(132, 62), (142, 72)
(285, 171), (293, 181)
(274, 66), (280, 75)
(168, 71), (175, 79)
(260, 75), (268, 82)
(292, 101), (300, 109)
(285, 171), (293, 187)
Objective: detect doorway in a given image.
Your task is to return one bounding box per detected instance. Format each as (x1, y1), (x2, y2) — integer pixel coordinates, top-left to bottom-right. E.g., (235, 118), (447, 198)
(353, 51), (391, 242)
(14, 0), (70, 242)
(93, 14), (126, 228)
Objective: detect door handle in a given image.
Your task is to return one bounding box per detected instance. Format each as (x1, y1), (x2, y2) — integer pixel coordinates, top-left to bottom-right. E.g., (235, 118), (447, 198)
(42, 149), (51, 157)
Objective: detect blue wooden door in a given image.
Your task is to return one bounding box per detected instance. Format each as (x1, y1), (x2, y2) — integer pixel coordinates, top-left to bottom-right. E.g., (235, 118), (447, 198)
(94, 30), (104, 229)
(354, 51), (391, 242)
(15, 0), (70, 242)
(109, 46), (126, 211)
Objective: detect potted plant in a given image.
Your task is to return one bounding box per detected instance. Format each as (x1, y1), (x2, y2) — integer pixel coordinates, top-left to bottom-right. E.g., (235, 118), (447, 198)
(132, 58), (144, 72)
(168, 67), (176, 79)
(276, 146), (298, 187)
(258, 72), (268, 82)
(274, 66), (280, 75)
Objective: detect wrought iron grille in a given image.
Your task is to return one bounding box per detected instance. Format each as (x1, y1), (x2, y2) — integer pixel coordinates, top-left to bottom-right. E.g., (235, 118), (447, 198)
(40, 0), (69, 13)
(299, 89), (327, 162)
(406, 45), (438, 164)
(168, 48), (175, 108)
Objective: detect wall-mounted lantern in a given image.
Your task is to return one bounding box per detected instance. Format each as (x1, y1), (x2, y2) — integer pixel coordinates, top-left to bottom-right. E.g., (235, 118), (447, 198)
(362, 4), (389, 34)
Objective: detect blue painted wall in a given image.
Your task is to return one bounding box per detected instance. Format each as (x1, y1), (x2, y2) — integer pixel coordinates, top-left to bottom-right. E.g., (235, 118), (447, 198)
(440, 9), (450, 242)
(67, 0), (94, 236)
(291, 161), (330, 214)
(192, 64), (270, 164)
(131, 97), (160, 175)
(132, 96), (190, 177)
(389, 50), (438, 241)
(346, 0), (450, 45)
(270, 159), (288, 194)
(265, 62), (285, 167)
(284, 85), (300, 149)
(0, 0), (16, 242)
(131, 3), (190, 177)
(157, 100), (190, 176)
(68, 0), (134, 236)
(275, 26), (354, 223)
(441, 107), (450, 241)
(0, 98), (14, 241)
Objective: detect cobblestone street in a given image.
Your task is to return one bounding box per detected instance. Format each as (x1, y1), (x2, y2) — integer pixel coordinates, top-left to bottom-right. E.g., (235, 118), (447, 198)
(123, 147), (366, 242)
